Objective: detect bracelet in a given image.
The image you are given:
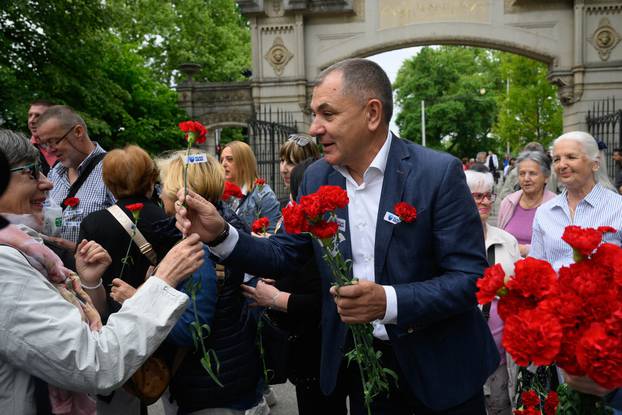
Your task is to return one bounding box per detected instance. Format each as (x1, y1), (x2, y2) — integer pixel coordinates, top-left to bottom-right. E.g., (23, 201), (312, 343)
(81, 279), (103, 290)
(269, 291), (281, 309)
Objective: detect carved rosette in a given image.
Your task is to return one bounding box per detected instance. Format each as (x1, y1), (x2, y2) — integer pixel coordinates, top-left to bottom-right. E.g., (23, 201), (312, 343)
(589, 18), (621, 61)
(264, 36), (293, 76)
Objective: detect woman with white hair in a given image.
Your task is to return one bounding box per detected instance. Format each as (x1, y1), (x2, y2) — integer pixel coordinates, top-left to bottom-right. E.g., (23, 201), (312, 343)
(465, 168), (520, 415)
(530, 131), (622, 271)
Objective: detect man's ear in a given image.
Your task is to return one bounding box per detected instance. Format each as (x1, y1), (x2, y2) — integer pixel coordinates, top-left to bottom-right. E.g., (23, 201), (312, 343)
(366, 99), (383, 130)
(73, 124), (85, 141)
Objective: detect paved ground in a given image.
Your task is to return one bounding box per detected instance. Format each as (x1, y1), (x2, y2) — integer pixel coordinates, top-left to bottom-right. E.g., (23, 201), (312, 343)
(148, 382), (298, 415)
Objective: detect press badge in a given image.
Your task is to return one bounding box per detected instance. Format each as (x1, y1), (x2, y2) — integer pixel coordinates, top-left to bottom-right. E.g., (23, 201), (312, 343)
(384, 211), (401, 225)
(185, 153), (208, 164)
(336, 217), (346, 232)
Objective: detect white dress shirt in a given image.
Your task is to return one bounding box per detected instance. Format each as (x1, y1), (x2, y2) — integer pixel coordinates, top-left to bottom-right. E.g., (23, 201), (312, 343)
(212, 133), (398, 340)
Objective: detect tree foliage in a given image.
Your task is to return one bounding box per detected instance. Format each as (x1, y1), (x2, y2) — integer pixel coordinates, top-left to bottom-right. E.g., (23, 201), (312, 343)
(0, 0), (250, 154)
(393, 46), (562, 158)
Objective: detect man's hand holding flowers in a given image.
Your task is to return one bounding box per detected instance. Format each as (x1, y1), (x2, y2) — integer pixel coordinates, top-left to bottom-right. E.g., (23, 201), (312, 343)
(175, 189), (226, 242)
(330, 280), (387, 324)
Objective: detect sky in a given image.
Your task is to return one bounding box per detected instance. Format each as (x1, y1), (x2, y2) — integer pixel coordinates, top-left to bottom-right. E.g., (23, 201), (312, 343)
(366, 47), (421, 135)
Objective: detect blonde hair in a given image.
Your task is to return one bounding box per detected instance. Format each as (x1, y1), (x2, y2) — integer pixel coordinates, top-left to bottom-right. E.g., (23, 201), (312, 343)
(161, 150), (224, 204)
(223, 141), (257, 190)
(103, 145), (159, 199)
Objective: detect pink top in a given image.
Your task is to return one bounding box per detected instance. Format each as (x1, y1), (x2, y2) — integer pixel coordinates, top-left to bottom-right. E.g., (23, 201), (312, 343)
(504, 204), (537, 244)
(488, 300), (506, 365)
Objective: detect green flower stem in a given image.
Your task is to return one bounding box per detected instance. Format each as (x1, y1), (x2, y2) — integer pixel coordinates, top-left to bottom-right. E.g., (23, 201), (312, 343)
(183, 140), (192, 203)
(187, 280), (223, 387)
(118, 223), (137, 281)
(318, 226), (396, 415)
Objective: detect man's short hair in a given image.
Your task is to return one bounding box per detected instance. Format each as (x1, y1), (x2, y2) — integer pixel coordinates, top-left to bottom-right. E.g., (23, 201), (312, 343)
(29, 99), (54, 108)
(103, 145), (159, 199)
(316, 58), (393, 125)
(523, 141), (545, 152)
(36, 105), (88, 136)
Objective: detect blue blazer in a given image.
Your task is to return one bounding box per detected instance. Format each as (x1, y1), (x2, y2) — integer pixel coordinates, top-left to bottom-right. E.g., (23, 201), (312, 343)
(226, 136), (499, 410)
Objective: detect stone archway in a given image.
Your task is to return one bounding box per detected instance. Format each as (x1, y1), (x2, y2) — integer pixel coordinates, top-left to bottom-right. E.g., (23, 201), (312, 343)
(236, 0), (622, 133)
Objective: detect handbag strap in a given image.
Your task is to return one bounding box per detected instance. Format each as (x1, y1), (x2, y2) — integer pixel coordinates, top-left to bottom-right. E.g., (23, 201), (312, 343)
(107, 205), (158, 265)
(62, 153), (106, 211)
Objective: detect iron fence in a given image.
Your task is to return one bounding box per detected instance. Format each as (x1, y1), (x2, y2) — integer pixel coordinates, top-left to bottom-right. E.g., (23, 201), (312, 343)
(587, 98), (622, 180)
(247, 107), (298, 200)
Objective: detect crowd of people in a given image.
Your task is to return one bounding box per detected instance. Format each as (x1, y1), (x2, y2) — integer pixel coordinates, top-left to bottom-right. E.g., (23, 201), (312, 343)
(1, 58), (621, 415)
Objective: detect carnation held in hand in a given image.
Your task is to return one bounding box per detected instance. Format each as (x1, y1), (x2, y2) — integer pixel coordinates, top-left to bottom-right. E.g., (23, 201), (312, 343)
(476, 225), (622, 414)
(282, 185), (397, 415)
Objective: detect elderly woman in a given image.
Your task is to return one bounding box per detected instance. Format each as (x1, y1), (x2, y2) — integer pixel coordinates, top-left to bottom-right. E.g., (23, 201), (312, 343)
(465, 169), (521, 415)
(530, 131), (622, 270)
(220, 140), (281, 232)
(159, 150), (263, 415)
(0, 130), (204, 414)
(497, 151), (556, 257)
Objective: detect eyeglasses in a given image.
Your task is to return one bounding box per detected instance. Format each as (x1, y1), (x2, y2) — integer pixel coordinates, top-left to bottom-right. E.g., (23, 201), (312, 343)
(472, 192), (496, 202)
(10, 161), (41, 180)
(39, 125), (75, 150)
(288, 134), (313, 147)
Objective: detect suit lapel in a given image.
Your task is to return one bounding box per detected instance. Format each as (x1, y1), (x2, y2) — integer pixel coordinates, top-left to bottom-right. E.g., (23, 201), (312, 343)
(374, 136), (411, 282)
(327, 169), (353, 264)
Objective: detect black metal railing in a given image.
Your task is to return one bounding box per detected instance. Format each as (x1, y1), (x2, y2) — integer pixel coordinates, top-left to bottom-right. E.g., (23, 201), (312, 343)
(247, 107), (298, 200)
(587, 98), (622, 180)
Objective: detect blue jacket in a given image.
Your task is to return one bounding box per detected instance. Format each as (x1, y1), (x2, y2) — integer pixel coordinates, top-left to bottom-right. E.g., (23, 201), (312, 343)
(235, 183), (281, 233)
(224, 136), (499, 410)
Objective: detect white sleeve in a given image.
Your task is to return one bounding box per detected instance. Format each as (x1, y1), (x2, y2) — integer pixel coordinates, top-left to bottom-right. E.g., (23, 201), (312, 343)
(0, 246), (188, 394)
(207, 223), (239, 259)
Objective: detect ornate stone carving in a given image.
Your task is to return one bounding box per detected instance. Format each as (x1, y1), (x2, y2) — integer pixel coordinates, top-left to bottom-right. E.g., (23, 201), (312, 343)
(589, 18), (620, 61)
(548, 71), (583, 107)
(264, 36), (293, 76)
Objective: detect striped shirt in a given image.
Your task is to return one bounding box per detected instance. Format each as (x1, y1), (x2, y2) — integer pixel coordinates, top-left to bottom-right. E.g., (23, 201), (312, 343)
(48, 143), (115, 243)
(530, 183), (622, 271)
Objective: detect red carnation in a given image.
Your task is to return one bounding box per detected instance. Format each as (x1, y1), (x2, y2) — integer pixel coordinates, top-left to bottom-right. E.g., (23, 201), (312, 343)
(520, 390), (540, 408)
(309, 220), (339, 240)
(315, 186), (349, 213)
(502, 307), (563, 366)
(513, 407), (541, 415)
(255, 178), (266, 186)
(394, 202), (417, 223)
(282, 202), (309, 234)
(252, 217), (270, 234)
(300, 194), (322, 220)
(576, 319), (622, 389)
(125, 203), (144, 212)
(543, 391), (559, 415)
(63, 197), (80, 208)
(221, 181), (244, 201)
(476, 263), (507, 304)
(178, 120), (207, 145)
(561, 225), (606, 258)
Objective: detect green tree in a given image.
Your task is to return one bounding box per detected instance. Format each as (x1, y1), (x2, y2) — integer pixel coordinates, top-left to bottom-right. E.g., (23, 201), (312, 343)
(108, 0), (251, 85)
(1, 0), (251, 153)
(394, 46), (500, 157)
(491, 53), (562, 154)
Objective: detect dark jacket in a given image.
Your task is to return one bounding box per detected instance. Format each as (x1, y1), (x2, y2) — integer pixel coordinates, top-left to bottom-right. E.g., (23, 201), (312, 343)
(224, 136), (499, 411)
(79, 196), (178, 314)
(169, 203), (262, 412)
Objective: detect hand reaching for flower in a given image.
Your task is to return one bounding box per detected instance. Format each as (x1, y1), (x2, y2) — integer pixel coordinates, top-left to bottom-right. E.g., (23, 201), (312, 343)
(240, 279), (287, 310)
(110, 278), (137, 304)
(175, 189), (226, 242)
(75, 239), (112, 286)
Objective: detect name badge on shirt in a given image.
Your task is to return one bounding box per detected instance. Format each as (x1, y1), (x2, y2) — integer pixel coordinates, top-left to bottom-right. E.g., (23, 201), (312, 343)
(185, 153), (208, 164)
(384, 211), (401, 225)
(336, 217), (346, 232)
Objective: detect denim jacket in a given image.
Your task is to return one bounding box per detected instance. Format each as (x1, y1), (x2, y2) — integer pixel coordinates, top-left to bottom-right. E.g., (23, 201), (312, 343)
(234, 184), (281, 233)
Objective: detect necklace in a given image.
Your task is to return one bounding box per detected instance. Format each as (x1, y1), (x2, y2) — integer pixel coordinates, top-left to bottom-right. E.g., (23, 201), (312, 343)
(520, 193), (544, 209)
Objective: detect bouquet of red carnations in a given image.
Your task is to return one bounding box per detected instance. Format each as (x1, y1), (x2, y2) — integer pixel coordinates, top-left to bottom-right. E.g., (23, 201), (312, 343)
(477, 225), (622, 414)
(282, 185), (397, 415)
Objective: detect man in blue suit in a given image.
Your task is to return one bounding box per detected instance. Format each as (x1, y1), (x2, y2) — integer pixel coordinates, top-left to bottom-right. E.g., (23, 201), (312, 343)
(176, 58), (499, 414)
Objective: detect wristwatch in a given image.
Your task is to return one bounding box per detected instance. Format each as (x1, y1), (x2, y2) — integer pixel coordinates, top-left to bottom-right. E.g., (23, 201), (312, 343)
(207, 223), (230, 247)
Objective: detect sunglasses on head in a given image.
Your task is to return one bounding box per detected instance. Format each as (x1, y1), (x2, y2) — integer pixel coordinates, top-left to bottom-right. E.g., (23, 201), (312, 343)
(288, 134), (313, 147)
(10, 161), (41, 180)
